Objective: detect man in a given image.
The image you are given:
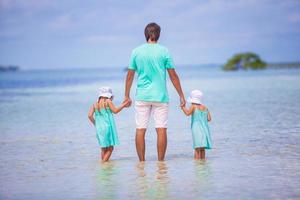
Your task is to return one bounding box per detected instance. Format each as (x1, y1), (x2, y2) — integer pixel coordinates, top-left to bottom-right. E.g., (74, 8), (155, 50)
(124, 22), (185, 161)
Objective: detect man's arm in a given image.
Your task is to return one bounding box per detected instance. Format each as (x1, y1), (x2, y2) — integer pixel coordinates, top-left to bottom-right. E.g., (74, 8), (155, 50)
(124, 69), (135, 107)
(167, 69), (186, 107)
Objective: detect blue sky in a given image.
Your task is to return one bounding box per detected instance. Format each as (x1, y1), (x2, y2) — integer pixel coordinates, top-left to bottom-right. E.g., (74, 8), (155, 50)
(0, 0), (300, 69)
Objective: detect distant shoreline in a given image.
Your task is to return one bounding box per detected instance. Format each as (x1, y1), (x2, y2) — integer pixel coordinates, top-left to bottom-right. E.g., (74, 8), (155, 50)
(267, 62), (300, 69)
(0, 65), (19, 72)
(1, 62), (300, 72)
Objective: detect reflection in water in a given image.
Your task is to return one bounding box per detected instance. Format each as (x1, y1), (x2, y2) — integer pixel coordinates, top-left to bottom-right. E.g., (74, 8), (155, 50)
(135, 161), (170, 199)
(154, 161), (169, 199)
(135, 162), (150, 199)
(194, 160), (212, 188)
(95, 161), (118, 199)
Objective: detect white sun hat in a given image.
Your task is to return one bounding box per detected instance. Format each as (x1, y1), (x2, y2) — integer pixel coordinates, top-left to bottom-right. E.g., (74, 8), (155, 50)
(187, 90), (203, 104)
(98, 86), (113, 98)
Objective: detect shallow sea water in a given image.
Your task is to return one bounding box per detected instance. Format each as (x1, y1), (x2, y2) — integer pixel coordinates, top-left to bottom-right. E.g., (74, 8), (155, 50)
(0, 67), (299, 199)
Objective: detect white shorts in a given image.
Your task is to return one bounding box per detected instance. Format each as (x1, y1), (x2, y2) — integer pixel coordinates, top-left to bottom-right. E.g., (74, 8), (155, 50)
(135, 101), (169, 129)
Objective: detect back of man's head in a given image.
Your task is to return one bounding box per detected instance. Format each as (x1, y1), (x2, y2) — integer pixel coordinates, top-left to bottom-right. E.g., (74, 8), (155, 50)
(144, 23), (161, 42)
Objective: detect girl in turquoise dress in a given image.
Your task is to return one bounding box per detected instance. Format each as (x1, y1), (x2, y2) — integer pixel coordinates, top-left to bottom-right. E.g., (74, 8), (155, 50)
(88, 87), (129, 162)
(181, 90), (212, 159)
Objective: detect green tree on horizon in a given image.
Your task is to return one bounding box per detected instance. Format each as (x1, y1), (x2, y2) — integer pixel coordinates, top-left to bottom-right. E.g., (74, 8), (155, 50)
(223, 52), (267, 71)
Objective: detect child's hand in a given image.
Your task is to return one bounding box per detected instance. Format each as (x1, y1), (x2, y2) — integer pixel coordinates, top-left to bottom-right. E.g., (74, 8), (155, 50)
(123, 96), (132, 107)
(180, 96), (186, 107)
(122, 99), (130, 107)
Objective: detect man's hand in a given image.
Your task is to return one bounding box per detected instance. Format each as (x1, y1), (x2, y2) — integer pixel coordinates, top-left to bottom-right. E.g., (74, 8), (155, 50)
(123, 96), (132, 107)
(121, 99), (129, 107)
(124, 69), (135, 108)
(180, 96), (186, 107)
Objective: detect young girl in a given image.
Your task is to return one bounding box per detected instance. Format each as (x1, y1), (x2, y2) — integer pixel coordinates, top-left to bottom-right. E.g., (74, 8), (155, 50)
(88, 86), (128, 162)
(181, 90), (212, 159)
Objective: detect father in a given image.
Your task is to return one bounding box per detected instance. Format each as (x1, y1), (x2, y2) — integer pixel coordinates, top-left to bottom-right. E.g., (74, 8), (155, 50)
(124, 22), (185, 161)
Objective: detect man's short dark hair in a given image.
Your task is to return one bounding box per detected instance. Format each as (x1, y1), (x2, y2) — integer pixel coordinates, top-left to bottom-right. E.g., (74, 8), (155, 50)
(144, 23), (161, 42)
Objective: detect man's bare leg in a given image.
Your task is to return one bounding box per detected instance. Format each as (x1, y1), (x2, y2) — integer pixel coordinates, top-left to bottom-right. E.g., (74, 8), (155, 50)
(136, 129), (146, 161)
(156, 128), (167, 161)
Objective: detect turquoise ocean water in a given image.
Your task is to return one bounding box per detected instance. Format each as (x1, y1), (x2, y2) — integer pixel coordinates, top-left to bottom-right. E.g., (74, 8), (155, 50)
(0, 66), (299, 199)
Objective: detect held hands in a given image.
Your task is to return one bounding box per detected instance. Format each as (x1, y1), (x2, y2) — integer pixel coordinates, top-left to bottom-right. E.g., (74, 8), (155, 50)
(180, 96), (186, 108)
(122, 99), (130, 107)
(122, 96), (132, 108)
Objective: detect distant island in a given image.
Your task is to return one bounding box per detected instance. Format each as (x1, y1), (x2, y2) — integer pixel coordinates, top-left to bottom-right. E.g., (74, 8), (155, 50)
(223, 52), (300, 71)
(223, 52), (267, 71)
(0, 65), (20, 72)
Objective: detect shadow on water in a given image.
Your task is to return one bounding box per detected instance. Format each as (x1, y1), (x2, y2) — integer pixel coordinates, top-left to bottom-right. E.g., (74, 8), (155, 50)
(135, 161), (170, 199)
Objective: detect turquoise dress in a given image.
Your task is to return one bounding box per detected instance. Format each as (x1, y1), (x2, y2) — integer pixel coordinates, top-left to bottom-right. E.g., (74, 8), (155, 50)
(94, 107), (119, 147)
(191, 109), (212, 149)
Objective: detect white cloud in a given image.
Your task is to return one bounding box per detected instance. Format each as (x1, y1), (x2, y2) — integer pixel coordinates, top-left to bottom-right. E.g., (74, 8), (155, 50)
(0, 0), (55, 10)
(289, 13), (300, 23)
(82, 35), (131, 45)
(1, 0), (299, 68)
(48, 14), (75, 30)
(0, 29), (19, 38)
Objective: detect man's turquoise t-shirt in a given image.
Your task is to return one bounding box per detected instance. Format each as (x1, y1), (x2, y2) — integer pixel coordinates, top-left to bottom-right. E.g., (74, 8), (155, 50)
(128, 43), (175, 103)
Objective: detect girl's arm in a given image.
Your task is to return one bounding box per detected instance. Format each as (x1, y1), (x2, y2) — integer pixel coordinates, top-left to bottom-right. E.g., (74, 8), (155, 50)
(107, 99), (128, 114)
(181, 105), (195, 116)
(88, 105), (95, 125)
(207, 110), (212, 122)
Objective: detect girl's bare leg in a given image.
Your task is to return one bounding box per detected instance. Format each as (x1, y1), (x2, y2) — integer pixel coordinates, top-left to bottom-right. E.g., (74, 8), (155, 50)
(102, 146), (114, 162)
(194, 148), (201, 159)
(200, 148), (205, 159)
(101, 148), (106, 160)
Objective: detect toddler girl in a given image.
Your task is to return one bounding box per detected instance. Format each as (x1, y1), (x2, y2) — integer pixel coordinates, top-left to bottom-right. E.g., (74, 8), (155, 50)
(181, 90), (212, 159)
(88, 86), (128, 162)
